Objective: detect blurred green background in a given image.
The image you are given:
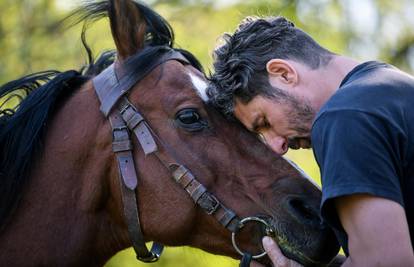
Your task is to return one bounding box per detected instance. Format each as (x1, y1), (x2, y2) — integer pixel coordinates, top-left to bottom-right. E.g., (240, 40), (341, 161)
(1, 0), (413, 266)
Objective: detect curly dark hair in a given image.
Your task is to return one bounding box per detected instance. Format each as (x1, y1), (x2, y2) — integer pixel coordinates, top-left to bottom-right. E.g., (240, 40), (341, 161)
(207, 16), (333, 118)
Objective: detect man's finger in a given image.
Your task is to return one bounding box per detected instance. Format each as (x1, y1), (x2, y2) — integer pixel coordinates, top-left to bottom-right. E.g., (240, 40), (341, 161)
(262, 236), (289, 267)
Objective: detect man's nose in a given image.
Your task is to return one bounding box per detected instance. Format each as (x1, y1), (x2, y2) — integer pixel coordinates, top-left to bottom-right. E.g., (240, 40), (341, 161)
(263, 134), (288, 155)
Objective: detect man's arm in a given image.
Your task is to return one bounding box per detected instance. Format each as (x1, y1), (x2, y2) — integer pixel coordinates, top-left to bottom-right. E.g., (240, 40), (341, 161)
(262, 194), (414, 267)
(336, 194), (414, 267)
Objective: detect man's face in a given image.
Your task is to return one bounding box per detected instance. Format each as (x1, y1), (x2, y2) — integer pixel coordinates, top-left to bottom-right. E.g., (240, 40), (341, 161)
(234, 94), (315, 155)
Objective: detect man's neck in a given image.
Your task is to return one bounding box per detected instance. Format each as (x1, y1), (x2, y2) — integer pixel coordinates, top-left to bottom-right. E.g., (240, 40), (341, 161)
(314, 55), (360, 110)
(325, 55), (360, 91)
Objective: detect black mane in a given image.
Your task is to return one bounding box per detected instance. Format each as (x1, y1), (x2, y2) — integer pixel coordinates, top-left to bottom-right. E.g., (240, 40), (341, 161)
(0, 70), (88, 230)
(0, 0), (203, 230)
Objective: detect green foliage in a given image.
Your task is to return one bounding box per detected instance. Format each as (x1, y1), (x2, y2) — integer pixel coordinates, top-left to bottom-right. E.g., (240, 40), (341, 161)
(0, 0), (412, 266)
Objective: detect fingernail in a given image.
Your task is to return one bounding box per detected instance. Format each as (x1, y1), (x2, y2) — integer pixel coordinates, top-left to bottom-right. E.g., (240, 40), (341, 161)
(262, 236), (273, 248)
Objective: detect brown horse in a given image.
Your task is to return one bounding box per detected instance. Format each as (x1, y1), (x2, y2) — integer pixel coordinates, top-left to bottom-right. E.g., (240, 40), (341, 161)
(0, 1), (339, 266)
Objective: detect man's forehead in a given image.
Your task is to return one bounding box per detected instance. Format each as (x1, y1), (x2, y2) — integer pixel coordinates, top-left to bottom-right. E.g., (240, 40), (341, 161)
(233, 98), (260, 131)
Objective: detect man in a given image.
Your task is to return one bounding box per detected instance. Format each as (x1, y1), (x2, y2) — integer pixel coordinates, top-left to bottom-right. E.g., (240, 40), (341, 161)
(208, 16), (414, 266)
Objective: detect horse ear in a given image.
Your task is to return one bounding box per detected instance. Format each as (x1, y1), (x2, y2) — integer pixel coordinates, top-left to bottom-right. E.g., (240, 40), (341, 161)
(108, 0), (146, 61)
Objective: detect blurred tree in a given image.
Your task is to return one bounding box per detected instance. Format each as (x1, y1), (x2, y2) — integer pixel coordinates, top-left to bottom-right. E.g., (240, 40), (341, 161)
(0, 0), (413, 266)
(1, 0), (413, 85)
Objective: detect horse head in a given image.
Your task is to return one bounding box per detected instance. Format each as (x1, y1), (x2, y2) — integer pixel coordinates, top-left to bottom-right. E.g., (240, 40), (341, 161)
(98, 0), (339, 265)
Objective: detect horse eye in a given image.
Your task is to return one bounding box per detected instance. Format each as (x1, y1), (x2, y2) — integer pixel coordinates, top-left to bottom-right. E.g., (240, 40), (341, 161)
(178, 109), (200, 124)
(175, 108), (207, 131)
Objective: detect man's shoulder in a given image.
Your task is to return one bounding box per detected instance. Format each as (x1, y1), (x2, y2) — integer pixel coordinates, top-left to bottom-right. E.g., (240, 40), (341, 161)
(314, 61), (414, 128)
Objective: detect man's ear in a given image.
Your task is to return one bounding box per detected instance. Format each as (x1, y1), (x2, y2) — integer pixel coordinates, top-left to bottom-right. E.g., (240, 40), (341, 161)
(266, 59), (298, 87)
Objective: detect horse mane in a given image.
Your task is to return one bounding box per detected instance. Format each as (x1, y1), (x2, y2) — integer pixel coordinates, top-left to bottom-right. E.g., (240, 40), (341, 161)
(0, 70), (88, 230)
(0, 0), (203, 231)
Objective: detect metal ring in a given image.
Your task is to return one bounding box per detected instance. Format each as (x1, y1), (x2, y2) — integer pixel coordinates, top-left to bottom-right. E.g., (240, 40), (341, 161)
(231, 216), (274, 259)
(137, 252), (160, 263)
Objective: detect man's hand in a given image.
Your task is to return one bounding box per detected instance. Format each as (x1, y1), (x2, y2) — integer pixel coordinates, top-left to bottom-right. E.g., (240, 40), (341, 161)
(262, 236), (303, 267)
(260, 236), (346, 267)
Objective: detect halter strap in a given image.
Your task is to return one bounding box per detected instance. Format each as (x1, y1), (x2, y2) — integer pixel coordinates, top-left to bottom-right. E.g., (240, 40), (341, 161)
(108, 111), (163, 262)
(93, 50), (187, 262)
(95, 50), (189, 117)
(116, 98), (240, 232)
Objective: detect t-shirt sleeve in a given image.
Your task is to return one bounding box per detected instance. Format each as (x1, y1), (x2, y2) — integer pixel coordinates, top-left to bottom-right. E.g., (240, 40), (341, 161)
(312, 110), (404, 232)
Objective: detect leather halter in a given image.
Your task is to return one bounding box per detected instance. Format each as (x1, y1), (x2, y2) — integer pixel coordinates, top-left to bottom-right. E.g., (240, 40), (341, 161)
(92, 48), (272, 266)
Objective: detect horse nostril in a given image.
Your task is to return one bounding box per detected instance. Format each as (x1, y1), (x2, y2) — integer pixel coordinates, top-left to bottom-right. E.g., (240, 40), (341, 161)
(286, 197), (322, 228)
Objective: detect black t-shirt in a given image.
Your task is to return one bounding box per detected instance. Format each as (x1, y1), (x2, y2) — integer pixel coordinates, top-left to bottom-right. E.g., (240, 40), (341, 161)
(311, 61), (414, 254)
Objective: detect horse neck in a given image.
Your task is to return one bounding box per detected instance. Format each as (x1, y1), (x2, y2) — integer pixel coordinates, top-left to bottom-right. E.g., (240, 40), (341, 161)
(0, 82), (130, 266)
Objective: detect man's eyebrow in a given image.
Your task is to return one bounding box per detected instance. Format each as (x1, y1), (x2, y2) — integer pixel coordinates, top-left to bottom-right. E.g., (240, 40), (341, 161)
(250, 116), (262, 132)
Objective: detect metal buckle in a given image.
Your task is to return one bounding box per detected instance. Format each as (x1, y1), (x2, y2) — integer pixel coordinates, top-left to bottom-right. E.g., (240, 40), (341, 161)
(231, 216), (275, 260)
(119, 103), (130, 115)
(112, 125), (128, 132)
(112, 125), (128, 135)
(119, 100), (137, 115)
(203, 193), (220, 215)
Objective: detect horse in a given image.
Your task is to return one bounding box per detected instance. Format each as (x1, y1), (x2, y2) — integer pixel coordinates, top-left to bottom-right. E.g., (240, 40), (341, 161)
(0, 1), (340, 266)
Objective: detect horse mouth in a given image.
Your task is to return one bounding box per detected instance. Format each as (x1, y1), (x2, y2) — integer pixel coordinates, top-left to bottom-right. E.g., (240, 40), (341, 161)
(256, 217), (339, 267)
(232, 214), (339, 266)
(275, 238), (325, 266)
(252, 234), (331, 267)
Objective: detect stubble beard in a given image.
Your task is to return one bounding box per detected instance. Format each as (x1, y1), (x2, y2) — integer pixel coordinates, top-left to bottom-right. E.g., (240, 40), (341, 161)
(285, 96), (315, 149)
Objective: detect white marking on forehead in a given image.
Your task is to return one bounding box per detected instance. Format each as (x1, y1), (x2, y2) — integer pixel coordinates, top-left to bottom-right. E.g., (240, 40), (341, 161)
(188, 72), (208, 102)
(282, 156), (322, 191)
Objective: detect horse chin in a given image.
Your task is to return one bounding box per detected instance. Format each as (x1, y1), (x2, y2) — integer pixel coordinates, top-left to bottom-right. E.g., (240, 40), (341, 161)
(278, 242), (327, 267)
(269, 223), (340, 267)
